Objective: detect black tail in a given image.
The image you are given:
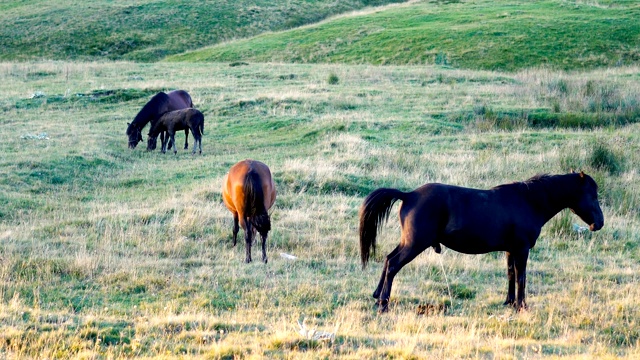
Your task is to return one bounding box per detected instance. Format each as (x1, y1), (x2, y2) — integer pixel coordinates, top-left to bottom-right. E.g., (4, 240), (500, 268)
(243, 171), (270, 233)
(359, 188), (407, 268)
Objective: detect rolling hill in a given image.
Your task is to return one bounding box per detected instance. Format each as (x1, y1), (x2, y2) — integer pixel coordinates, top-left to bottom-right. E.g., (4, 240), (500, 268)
(169, 0), (640, 71)
(0, 0), (405, 62)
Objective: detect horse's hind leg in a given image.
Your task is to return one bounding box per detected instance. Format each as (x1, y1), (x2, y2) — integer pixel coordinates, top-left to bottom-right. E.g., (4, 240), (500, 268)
(373, 245), (401, 299)
(232, 212), (239, 247)
(378, 240), (429, 313)
(504, 252), (516, 307)
(259, 229), (268, 264)
(183, 128), (189, 150)
(191, 131), (202, 155)
(244, 220), (253, 263)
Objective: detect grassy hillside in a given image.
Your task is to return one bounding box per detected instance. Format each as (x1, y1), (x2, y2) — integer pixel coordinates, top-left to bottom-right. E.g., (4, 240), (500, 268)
(0, 0), (405, 62)
(170, 0), (640, 71)
(0, 61), (639, 358)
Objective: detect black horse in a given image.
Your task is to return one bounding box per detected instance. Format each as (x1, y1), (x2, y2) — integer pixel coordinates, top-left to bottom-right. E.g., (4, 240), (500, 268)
(359, 172), (604, 313)
(147, 108), (204, 155)
(126, 90), (193, 149)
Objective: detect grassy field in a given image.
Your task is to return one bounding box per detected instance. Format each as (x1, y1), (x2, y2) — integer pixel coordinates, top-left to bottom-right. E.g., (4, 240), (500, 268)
(0, 0), (405, 62)
(170, 0), (640, 71)
(0, 61), (639, 358)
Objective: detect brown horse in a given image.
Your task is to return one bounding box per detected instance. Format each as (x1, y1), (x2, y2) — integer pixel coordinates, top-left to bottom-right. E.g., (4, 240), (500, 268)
(222, 160), (277, 263)
(359, 172), (604, 313)
(147, 108), (204, 155)
(126, 90), (193, 149)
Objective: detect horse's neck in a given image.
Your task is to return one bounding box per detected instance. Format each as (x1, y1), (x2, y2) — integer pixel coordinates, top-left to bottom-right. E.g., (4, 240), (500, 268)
(148, 122), (163, 137)
(528, 175), (578, 222)
(132, 112), (152, 129)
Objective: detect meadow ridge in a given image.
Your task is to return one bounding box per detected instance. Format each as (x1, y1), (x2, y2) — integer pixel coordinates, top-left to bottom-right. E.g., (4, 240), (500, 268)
(168, 0), (640, 71)
(0, 0), (405, 62)
(0, 61), (639, 358)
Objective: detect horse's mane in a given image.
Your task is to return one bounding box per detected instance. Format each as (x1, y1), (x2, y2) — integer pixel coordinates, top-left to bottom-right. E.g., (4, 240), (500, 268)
(127, 92), (169, 135)
(492, 173), (553, 191)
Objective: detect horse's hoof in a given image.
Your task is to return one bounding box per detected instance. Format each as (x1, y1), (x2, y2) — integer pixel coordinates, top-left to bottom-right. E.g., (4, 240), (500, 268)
(377, 299), (389, 314)
(503, 299), (516, 307)
(517, 302), (529, 312)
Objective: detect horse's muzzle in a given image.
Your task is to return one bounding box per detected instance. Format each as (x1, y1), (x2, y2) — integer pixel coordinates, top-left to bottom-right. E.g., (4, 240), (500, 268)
(590, 221), (604, 231)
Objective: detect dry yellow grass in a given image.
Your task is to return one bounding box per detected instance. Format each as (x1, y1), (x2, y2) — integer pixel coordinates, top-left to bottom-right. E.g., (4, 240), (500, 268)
(0, 61), (639, 358)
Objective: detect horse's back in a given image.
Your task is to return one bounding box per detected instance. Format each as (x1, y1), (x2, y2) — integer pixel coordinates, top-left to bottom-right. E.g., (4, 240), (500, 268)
(222, 160), (276, 213)
(403, 183), (536, 253)
(158, 108), (201, 128)
(166, 90), (193, 109)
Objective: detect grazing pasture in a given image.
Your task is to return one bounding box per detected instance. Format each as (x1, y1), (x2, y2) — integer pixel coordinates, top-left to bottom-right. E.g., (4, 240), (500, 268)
(0, 61), (639, 358)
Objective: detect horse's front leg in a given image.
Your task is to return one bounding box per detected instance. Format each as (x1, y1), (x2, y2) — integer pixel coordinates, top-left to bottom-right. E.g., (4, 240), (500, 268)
(165, 131), (174, 151)
(514, 250), (530, 311)
(504, 252), (516, 307)
(161, 133), (168, 153)
(170, 132), (177, 155)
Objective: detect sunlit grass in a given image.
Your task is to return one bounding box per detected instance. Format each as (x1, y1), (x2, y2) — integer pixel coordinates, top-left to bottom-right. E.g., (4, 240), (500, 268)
(0, 61), (639, 358)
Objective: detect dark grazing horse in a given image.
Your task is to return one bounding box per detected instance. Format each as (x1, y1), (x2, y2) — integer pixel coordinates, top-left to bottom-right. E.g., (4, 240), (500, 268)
(222, 160), (277, 263)
(359, 172), (604, 313)
(146, 108), (204, 155)
(126, 90), (193, 149)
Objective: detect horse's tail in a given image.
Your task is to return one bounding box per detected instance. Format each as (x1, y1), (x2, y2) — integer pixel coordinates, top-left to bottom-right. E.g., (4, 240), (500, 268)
(359, 188), (407, 269)
(199, 114), (204, 136)
(243, 171), (270, 234)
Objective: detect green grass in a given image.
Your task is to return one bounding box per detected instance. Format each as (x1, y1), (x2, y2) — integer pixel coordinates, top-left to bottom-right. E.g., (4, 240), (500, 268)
(0, 0), (405, 62)
(1, 61), (639, 358)
(170, 0), (640, 71)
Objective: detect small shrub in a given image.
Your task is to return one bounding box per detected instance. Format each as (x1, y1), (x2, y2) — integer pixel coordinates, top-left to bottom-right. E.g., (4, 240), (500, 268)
(327, 72), (339, 85)
(435, 52), (449, 65)
(589, 142), (623, 175)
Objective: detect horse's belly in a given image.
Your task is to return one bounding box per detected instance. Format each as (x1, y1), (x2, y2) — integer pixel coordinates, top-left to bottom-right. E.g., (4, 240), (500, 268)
(440, 229), (507, 254)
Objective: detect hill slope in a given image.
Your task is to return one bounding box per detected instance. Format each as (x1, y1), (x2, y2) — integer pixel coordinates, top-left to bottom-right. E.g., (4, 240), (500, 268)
(169, 0), (640, 71)
(0, 0), (405, 62)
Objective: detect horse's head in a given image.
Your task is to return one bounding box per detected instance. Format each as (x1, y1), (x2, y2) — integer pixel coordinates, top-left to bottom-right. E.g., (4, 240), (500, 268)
(570, 171), (604, 231)
(126, 123), (143, 149)
(147, 134), (158, 151)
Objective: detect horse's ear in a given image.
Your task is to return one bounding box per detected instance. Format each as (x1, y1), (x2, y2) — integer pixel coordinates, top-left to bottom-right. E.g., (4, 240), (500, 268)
(580, 171), (585, 178)
(127, 122), (131, 126)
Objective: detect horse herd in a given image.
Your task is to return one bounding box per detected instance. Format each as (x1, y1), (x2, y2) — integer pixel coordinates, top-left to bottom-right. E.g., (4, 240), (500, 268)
(126, 90), (605, 313)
